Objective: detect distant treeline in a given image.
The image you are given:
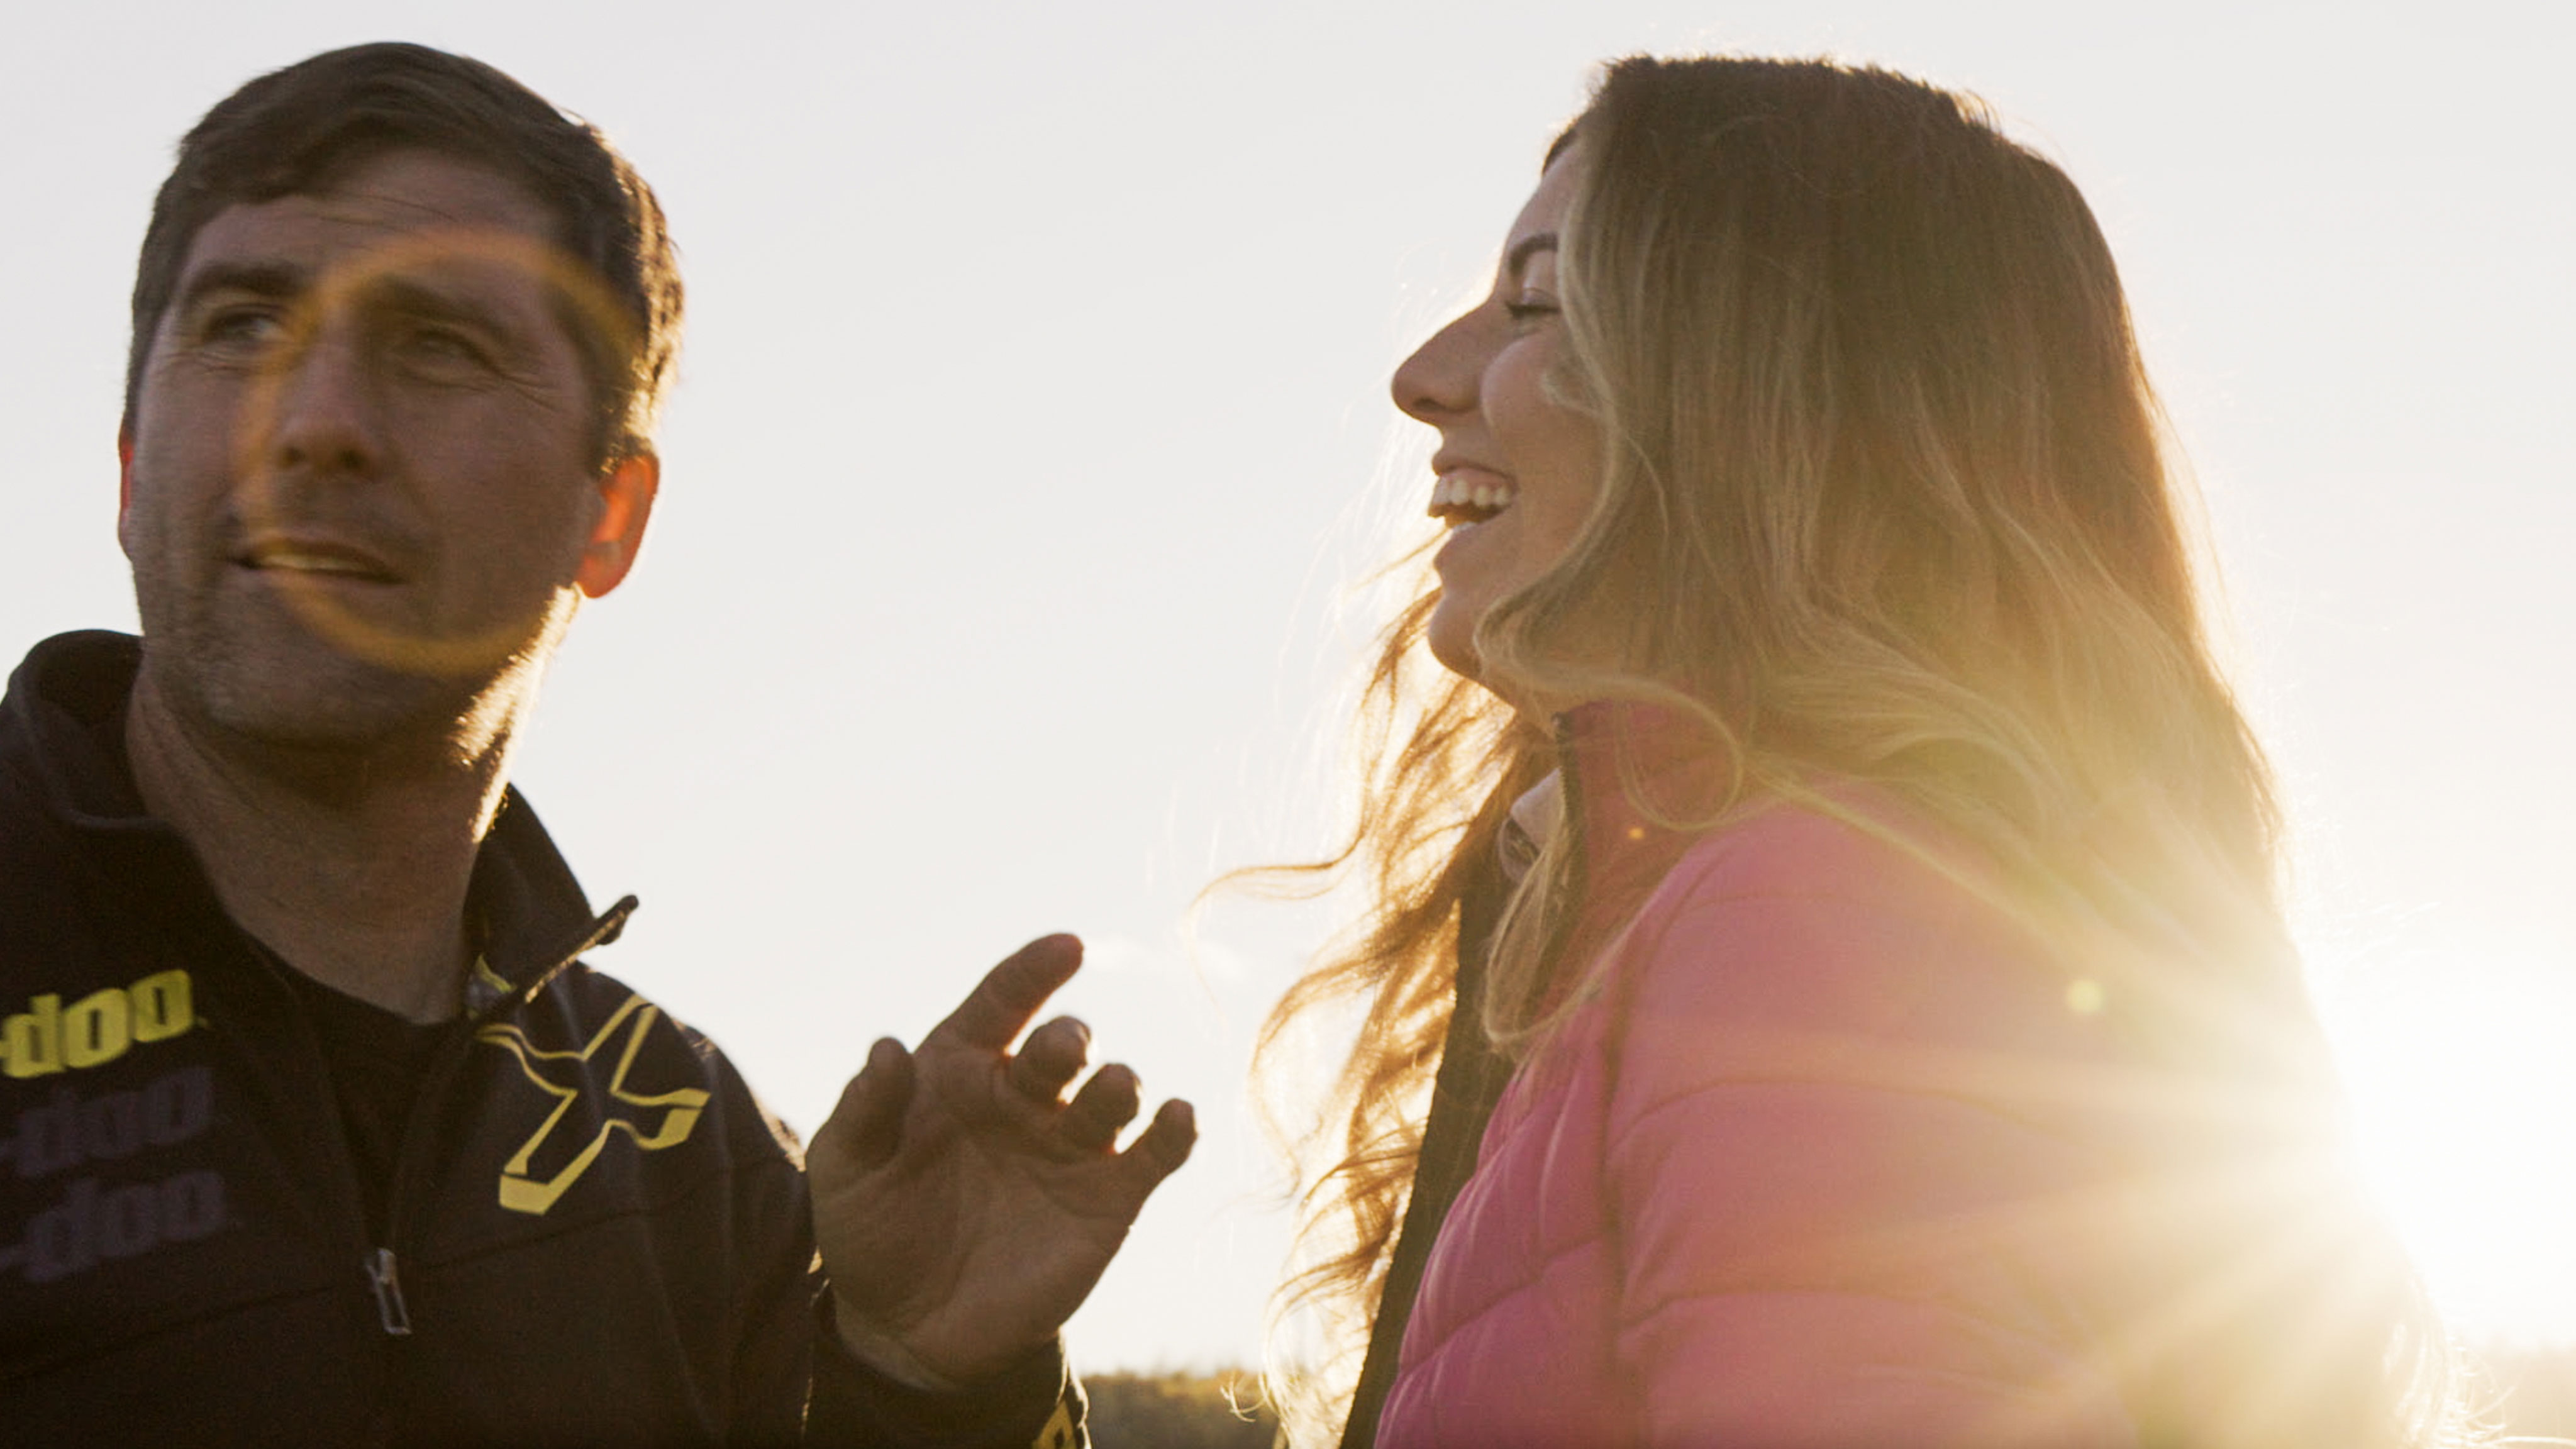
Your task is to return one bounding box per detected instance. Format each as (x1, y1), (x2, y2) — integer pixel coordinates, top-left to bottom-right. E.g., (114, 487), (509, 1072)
(1085, 1371), (1275, 1448)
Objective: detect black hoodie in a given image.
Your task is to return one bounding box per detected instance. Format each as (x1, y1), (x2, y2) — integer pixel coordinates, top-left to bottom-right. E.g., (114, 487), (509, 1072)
(0, 631), (1077, 1448)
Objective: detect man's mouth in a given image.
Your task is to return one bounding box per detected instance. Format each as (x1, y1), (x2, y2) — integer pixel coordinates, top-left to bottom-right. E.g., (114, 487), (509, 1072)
(1428, 473), (1516, 526)
(235, 539), (402, 583)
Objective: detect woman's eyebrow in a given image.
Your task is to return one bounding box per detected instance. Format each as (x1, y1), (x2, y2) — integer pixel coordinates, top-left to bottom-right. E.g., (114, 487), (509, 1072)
(1505, 232), (1559, 284)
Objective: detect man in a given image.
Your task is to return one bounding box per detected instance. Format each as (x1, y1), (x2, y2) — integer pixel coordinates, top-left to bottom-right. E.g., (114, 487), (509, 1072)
(0, 42), (1192, 1445)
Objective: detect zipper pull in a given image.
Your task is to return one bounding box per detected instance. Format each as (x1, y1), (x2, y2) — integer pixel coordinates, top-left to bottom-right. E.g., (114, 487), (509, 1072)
(367, 1247), (413, 1336)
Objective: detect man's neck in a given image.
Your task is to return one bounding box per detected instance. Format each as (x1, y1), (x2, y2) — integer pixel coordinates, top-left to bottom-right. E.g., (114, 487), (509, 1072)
(124, 672), (514, 1024)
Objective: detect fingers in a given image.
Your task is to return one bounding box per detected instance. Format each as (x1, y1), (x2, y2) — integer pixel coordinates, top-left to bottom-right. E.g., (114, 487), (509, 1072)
(1008, 1016), (1092, 1103)
(820, 1037), (914, 1170)
(1058, 1062), (1140, 1152)
(931, 935), (1084, 1052)
(1120, 1097), (1197, 1189)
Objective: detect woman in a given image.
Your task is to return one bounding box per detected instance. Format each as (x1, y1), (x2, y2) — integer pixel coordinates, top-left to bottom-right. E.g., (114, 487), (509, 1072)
(1262, 57), (2473, 1448)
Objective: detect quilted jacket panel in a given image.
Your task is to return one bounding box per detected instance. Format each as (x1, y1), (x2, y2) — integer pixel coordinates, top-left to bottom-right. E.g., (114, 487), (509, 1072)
(1377, 787), (2150, 1449)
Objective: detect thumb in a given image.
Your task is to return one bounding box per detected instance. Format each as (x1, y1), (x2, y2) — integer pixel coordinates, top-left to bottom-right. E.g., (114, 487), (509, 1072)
(821, 1037), (914, 1171)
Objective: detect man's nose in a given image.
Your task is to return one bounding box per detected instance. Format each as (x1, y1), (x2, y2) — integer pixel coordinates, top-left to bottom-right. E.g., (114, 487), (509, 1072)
(259, 322), (384, 478)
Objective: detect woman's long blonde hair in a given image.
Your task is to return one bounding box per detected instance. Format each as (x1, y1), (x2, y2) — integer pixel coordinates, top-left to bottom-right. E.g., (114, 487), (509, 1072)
(1260, 55), (2475, 1446)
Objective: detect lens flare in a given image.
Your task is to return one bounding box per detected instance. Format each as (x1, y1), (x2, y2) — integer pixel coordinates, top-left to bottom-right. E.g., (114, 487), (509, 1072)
(226, 225), (641, 681)
(2318, 953), (2576, 1346)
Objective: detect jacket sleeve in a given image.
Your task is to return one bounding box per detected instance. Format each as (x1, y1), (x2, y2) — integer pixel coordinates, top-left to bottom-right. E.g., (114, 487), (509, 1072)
(804, 1316), (1087, 1449)
(1600, 842), (2143, 1448)
(723, 1101), (1087, 1448)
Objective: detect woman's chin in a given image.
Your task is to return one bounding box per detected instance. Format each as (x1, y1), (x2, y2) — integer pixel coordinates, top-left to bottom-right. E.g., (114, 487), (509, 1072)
(1425, 599), (1484, 681)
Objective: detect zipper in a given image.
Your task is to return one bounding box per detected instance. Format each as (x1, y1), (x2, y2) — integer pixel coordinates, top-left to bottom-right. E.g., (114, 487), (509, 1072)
(366, 1246), (413, 1335)
(236, 933), (415, 1345)
(320, 900), (638, 1346)
(364, 909), (623, 1335)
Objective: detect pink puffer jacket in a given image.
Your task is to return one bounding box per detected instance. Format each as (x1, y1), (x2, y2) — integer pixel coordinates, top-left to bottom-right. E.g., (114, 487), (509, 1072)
(1375, 728), (2162, 1447)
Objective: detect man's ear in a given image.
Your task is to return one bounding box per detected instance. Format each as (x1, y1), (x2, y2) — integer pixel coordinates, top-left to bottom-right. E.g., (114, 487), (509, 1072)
(116, 429), (136, 558)
(574, 450), (659, 600)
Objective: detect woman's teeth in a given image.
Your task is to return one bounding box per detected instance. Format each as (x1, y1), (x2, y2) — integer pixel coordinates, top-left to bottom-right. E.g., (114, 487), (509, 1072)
(1428, 474), (1516, 523)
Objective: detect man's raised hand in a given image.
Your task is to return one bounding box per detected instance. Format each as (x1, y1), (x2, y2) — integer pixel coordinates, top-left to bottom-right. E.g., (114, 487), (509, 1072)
(808, 934), (1196, 1387)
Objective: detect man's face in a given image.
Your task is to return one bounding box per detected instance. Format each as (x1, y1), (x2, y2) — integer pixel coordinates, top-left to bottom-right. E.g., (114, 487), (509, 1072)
(119, 147), (653, 751)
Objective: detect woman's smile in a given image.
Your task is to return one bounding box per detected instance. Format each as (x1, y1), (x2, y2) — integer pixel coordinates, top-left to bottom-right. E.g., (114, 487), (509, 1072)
(1428, 468), (1518, 525)
(1392, 143), (1601, 683)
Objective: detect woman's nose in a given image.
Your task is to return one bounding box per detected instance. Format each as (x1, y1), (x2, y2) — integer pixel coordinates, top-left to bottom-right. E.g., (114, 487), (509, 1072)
(1391, 310), (1484, 425)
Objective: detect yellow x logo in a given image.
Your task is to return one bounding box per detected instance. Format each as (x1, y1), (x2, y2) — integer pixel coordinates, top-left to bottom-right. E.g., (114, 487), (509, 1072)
(477, 995), (711, 1215)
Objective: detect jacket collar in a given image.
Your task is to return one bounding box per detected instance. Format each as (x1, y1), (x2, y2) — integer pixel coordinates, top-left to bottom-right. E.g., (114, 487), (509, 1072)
(1, 631), (154, 834)
(1, 630), (632, 1013)
(1542, 701), (1731, 978)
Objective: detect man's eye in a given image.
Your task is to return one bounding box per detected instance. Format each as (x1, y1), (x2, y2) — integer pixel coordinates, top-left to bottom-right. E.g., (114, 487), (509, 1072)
(396, 325), (497, 374)
(199, 308), (289, 355)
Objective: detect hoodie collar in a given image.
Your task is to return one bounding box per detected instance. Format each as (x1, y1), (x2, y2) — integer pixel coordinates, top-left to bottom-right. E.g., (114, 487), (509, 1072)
(3, 630), (632, 1014)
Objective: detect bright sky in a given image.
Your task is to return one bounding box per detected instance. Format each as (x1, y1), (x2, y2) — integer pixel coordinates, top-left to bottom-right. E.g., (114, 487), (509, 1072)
(4, 0), (2569, 1372)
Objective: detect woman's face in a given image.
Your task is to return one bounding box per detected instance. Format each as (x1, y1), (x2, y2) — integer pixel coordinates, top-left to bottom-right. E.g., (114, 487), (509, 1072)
(1394, 143), (1603, 685)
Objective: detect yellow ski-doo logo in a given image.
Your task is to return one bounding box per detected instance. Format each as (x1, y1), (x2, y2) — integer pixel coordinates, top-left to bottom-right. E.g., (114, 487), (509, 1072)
(477, 994), (709, 1215)
(2, 971), (196, 1079)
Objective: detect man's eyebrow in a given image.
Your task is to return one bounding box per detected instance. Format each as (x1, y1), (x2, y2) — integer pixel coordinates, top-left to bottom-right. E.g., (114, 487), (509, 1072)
(1505, 231), (1560, 284)
(177, 262), (523, 338)
(173, 261), (309, 313)
(358, 273), (511, 329)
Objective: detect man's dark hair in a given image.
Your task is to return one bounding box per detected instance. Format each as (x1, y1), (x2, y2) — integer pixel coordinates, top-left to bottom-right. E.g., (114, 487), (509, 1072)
(125, 42), (682, 464)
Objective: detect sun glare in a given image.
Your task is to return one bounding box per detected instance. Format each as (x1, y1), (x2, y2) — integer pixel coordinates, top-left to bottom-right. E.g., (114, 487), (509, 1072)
(2316, 953), (2576, 1347)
